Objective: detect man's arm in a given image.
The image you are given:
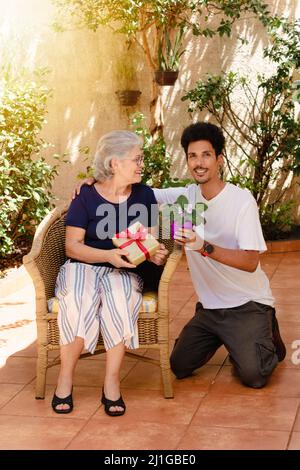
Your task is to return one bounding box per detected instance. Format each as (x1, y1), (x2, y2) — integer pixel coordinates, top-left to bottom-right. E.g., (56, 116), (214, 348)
(175, 228), (260, 273)
(153, 187), (186, 205)
(204, 245), (259, 273)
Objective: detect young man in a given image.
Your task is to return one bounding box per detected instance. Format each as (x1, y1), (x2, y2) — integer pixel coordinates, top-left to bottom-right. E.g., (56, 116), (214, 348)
(153, 122), (286, 388)
(74, 121), (286, 388)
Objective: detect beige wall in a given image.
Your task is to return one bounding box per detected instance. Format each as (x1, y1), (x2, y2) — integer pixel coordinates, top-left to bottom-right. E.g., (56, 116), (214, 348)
(0, 0), (150, 202)
(1, 0), (300, 218)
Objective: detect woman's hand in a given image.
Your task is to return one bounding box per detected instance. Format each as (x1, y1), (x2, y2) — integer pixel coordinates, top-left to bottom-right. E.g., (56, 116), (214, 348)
(72, 177), (96, 199)
(149, 243), (169, 266)
(106, 249), (136, 269)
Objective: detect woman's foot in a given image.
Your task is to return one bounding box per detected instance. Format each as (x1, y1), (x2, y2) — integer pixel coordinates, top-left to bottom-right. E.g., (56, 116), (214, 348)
(101, 388), (126, 417)
(53, 378), (73, 412)
(52, 387), (73, 414)
(103, 380), (125, 414)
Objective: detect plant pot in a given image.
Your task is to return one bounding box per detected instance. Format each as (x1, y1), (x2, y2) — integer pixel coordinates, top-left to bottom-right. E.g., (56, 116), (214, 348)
(155, 70), (179, 86)
(115, 90), (141, 106)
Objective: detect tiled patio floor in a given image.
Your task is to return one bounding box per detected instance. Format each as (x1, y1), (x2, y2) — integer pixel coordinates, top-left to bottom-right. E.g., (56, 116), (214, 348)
(0, 252), (300, 450)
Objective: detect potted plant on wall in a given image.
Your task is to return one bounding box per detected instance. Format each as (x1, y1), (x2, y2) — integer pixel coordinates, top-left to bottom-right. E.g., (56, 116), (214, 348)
(115, 56), (141, 106)
(155, 26), (186, 86)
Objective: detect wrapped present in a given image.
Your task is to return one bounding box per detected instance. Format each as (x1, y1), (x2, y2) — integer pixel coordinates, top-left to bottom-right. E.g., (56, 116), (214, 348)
(161, 195), (207, 239)
(112, 222), (160, 266)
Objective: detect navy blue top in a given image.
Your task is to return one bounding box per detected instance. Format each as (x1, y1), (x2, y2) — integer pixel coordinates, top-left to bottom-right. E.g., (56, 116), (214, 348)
(65, 183), (158, 268)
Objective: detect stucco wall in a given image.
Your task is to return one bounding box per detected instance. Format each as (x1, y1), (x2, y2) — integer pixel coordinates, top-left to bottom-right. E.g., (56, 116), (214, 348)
(1, 0), (299, 218)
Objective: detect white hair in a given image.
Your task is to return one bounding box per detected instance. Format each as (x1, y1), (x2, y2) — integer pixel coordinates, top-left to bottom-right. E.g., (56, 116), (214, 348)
(93, 130), (143, 182)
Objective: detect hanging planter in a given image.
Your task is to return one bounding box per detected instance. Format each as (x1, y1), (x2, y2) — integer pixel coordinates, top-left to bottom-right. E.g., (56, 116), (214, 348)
(115, 90), (141, 106)
(155, 70), (179, 86)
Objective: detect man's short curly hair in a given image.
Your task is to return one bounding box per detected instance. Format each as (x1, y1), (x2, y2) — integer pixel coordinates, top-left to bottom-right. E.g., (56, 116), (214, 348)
(181, 122), (225, 157)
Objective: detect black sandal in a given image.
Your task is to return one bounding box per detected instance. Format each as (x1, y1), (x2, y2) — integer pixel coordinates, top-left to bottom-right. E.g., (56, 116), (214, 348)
(51, 388), (73, 414)
(101, 388), (126, 417)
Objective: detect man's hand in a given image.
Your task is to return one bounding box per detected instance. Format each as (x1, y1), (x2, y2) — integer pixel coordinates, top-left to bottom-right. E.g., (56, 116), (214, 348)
(149, 243), (169, 266)
(174, 228), (204, 251)
(72, 177), (96, 199)
(106, 249), (136, 269)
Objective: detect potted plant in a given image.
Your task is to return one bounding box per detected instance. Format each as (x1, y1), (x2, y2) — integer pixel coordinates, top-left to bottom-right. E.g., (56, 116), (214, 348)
(115, 56), (141, 106)
(155, 26), (186, 86)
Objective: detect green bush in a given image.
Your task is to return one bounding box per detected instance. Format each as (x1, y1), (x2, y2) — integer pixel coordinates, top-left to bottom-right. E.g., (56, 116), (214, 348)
(0, 68), (58, 256)
(130, 112), (171, 188)
(131, 112), (194, 189)
(260, 201), (295, 240)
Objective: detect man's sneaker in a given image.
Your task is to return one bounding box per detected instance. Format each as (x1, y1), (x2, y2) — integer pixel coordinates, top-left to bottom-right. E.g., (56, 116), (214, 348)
(272, 314), (286, 362)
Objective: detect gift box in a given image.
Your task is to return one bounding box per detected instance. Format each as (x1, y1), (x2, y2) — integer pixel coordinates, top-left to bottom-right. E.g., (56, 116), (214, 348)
(112, 222), (160, 266)
(161, 195), (207, 240)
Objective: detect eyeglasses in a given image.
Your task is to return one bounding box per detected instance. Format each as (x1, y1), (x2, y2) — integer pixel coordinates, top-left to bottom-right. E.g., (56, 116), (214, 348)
(125, 156), (145, 166)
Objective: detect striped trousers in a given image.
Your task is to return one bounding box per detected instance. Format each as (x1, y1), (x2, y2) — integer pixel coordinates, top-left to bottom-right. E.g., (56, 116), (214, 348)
(55, 260), (143, 353)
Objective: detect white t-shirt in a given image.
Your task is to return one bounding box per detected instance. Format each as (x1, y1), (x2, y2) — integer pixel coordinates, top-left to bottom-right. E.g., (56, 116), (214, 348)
(154, 183), (274, 309)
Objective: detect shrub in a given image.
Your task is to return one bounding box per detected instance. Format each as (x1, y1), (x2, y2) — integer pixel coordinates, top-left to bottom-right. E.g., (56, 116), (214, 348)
(0, 68), (58, 257)
(130, 112), (171, 188)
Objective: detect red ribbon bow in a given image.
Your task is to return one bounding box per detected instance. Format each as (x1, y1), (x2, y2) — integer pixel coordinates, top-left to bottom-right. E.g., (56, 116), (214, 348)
(115, 224), (150, 260)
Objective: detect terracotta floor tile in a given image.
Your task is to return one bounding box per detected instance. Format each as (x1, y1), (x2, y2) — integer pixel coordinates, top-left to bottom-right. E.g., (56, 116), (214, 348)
(0, 415), (85, 449)
(174, 299), (196, 319)
(192, 393), (299, 431)
(169, 291), (195, 316)
(122, 361), (220, 394)
(276, 343), (300, 369)
(290, 407), (300, 432)
(1, 251), (300, 449)
(272, 288), (300, 304)
(11, 342), (38, 358)
(0, 357), (36, 384)
(211, 365), (300, 398)
(276, 322), (300, 344)
(260, 253), (284, 266)
(91, 388), (205, 425)
(45, 355), (137, 386)
(288, 432), (300, 449)
(67, 420), (187, 450)
(169, 316), (191, 339)
(177, 425), (290, 450)
(173, 365), (222, 393)
(279, 252), (300, 265)
(271, 272), (300, 289)
(0, 384), (101, 420)
(275, 304), (300, 323)
(121, 361), (163, 391)
(260, 254), (284, 280)
(0, 383), (25, 408)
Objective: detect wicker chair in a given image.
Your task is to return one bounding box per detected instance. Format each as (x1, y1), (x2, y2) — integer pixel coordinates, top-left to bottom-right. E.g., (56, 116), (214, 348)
(23, 204), (182, 400)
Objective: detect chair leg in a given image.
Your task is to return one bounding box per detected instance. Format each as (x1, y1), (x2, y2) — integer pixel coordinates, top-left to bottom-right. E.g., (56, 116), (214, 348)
(35, 346), (48, 399)
(159, 344), (174, 398)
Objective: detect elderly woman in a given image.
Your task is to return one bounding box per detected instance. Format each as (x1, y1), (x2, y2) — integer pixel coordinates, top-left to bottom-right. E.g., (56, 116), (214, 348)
(52, 130), (168, 417)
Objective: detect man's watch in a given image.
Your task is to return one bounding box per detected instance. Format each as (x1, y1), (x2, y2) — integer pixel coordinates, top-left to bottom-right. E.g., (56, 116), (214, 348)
(200, 241), (214, 257)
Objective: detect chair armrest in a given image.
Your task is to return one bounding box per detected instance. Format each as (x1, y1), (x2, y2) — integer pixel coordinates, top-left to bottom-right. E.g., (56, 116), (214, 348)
(158, 245), (183, 316)
(23, 203), (69, 320)
(23, 204), (68, 264)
